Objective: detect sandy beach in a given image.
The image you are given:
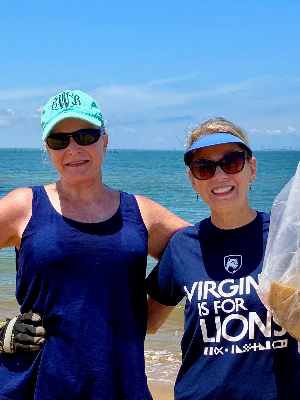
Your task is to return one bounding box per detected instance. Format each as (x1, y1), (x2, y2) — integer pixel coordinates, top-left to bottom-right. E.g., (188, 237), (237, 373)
(145, 306), (183, 399)
(148, 381), (174, 400)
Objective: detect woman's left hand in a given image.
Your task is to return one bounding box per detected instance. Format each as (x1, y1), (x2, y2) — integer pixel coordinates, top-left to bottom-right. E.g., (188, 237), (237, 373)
(0, 311), (46, 353)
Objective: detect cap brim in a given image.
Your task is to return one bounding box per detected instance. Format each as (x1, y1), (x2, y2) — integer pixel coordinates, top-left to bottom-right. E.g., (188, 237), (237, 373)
(184, 132), (252, 166)
(42, 111), (103, 140)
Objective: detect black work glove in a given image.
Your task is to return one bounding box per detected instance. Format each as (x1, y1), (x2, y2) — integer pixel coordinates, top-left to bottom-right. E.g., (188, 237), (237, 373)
(0, 311), (46, 353)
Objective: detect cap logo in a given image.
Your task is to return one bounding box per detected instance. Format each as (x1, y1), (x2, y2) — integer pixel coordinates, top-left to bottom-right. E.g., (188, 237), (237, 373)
(52, 91), (81, 110)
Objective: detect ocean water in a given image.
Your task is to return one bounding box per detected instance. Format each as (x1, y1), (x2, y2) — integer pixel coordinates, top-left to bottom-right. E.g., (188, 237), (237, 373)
(0, 149), (300, 384)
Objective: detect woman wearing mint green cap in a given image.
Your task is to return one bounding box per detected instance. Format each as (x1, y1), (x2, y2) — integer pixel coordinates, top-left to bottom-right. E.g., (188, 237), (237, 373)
(146, 118), (300, 400)
(0, 89), (188, 400)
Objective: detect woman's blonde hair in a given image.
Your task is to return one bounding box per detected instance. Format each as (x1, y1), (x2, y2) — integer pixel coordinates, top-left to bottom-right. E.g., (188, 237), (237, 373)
(185, 117), (251, 165)
(187, 117), (250, 149)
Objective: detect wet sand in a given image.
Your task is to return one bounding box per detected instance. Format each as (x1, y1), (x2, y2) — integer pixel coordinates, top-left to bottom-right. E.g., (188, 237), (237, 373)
(145, 306), (183, 399)
(148, 381), (174, 400)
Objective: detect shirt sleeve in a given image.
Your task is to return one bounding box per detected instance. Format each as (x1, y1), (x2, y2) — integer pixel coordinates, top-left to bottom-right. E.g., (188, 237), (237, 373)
(146, 244), (184, 306)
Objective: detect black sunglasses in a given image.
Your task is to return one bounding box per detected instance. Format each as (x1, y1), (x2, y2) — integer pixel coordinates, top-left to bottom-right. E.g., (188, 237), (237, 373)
(190, 151), (248, 180)
(46, 128), (105, 150)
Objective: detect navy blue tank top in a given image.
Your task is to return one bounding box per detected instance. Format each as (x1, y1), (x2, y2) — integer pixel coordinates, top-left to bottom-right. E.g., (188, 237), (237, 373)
(0, 186), (152, 400)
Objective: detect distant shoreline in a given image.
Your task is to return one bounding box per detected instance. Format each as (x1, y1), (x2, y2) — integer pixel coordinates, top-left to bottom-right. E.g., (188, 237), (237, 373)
(0, 148), (300, 152)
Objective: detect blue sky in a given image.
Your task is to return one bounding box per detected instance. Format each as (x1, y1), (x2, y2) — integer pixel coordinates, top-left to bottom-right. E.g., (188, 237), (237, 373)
(0, 0), (299, 150)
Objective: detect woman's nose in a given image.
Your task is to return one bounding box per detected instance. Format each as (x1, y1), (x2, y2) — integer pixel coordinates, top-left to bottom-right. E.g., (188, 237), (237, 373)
(212, 165), (228, 180)
(67, 137), (82, 152)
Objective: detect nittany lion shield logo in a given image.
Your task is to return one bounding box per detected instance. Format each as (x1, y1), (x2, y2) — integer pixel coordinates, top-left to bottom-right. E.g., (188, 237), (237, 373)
(224, 255), (242, 274)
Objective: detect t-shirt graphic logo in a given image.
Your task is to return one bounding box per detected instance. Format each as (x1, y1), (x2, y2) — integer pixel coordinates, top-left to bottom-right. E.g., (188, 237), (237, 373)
(224, 255), (242, 274)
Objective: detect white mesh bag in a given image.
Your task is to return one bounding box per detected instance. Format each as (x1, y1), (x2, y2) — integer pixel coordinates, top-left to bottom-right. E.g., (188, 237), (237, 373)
(257, 161), (300, 340)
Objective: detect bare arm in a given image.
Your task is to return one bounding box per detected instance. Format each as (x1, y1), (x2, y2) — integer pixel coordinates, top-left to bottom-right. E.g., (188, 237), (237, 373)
(0, 188), (47, 353)
(147, 296), (175, 334)
(0, 188), (32, 250)
(135, 196), (188, 333)
(135, 195), (191, 260)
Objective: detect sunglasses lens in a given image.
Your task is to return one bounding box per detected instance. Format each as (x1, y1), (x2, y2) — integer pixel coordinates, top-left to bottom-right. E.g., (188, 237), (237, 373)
(46, 134), (69, 150)
(46, 129), (103, 150)
(221, 152), (246, 174)
(190, 152), (247, 180)
(191, 160), (215, 180)
(73, 130), (100, 146)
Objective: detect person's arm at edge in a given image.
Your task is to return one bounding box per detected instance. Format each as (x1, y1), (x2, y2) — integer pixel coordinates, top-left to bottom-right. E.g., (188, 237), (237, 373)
(0, 188), (46, 353)
(147, 296), (175, 334)
(135, 195), (189, 333)
(0, 187), (33, 250)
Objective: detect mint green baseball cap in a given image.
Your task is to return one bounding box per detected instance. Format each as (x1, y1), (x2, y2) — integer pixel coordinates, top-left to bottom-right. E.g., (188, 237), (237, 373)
(41, 90), (105, 140)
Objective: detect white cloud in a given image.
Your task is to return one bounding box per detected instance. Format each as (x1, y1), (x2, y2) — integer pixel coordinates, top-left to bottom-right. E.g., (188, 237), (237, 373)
(0, 116), (9, 126)
(117, 125), (136, 133)
(148, 73), (198, 86)
(0, 76), (266, 113)
(1, 75), (300, 149)
(0, 108), (42, 129)
(91, 77), (264, 115)
(0, 86), (66, 102)
(249, 129), (262, 133)
(265, 129), (282, 135)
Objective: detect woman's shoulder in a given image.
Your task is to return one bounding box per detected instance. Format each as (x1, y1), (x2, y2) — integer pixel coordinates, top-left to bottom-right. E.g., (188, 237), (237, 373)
(0, 187), (33, 248)
(257, 211), (270, 225)
(0, 187), (33, 222)
(0, 187), (33, 208)
(134, 195), (190, 230)
(257, 211), (270, 217)
(169, 220), (202, 243)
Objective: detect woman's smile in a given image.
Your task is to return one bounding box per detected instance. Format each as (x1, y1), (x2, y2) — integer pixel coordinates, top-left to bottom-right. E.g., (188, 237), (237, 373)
(211, 185), (234, 195)
(65, 160), (89, 167)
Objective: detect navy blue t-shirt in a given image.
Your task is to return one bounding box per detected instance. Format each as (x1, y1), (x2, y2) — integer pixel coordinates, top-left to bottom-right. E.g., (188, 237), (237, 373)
(146, 212), (300, 400)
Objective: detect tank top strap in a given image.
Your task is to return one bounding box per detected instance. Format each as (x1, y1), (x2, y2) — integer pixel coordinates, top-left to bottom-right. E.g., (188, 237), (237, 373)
(30, 185), (54, 218)
(29, 187), (147, 235)
(119, 191), (147, 231)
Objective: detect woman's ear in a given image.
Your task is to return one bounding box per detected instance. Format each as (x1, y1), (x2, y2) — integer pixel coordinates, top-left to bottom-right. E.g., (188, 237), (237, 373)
(102, 133), (109, 155)
(249, 156), (257, 183)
